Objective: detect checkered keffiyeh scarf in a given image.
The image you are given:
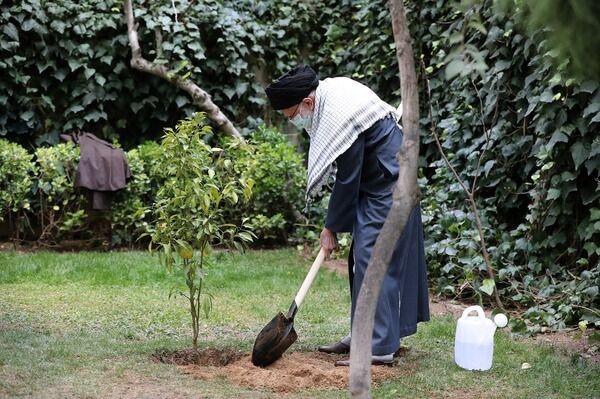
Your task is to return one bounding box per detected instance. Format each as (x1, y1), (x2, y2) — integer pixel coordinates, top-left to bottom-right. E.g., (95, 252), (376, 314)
(305, 77), (400, 201)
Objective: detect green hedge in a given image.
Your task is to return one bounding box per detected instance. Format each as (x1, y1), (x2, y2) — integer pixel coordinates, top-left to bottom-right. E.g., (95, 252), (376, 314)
(0, 139), (35, 222)
(229, 126), (306, 244)
(34, 142), (85, 241)
(0, 125), (307, 247)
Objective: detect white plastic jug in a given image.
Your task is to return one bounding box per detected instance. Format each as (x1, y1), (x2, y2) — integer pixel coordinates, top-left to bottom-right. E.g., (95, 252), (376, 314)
(454, 305), (498, 371)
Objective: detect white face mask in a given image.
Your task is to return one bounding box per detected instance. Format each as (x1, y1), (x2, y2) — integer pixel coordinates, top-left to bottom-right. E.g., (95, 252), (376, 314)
(289, 103), (313, 132)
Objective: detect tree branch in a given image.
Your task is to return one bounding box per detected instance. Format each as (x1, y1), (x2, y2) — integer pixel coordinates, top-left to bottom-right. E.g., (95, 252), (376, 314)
(123, 0), (243, 140)
(154, 27), (164, 60)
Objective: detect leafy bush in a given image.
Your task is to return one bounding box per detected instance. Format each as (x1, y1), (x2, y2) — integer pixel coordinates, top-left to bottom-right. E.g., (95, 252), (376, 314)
(110, 141), (166, 246)
(0, 139), (35, 226)
(33, 142), (86, 241)
(109, 148), (149, 246)
(150, 112), (254, 349)
(228, 125), (306, 245)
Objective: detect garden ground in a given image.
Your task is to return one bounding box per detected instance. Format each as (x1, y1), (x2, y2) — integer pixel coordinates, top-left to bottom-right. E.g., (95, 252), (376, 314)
(0, 249), (598, 398)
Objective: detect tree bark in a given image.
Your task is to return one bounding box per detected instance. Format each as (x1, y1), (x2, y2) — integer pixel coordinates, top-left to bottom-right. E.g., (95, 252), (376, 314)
(123, 0), (243, 140)
(349, 1), (420, 397)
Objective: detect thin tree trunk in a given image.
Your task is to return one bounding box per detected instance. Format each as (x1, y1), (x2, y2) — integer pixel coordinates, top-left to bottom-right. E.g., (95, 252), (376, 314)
(123, 0), (243, 141)
(188, 270), (199, 351)
(349, 1), (420, 397)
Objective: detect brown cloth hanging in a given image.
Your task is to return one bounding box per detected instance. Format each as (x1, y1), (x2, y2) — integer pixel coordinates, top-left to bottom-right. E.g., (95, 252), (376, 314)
(66, 133), (132, 210)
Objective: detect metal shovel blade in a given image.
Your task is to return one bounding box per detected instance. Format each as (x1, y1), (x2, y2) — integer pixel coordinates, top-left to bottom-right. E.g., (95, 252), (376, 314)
(251, 249), (325, 367)
(251, 311), (298, 367)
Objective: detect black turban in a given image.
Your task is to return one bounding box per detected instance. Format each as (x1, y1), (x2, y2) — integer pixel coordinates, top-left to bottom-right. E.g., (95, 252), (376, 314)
(264, 64), (319, 110)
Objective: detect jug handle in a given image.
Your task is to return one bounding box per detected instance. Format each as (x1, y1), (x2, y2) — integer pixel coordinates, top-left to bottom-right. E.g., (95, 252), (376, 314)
(461, 305), (485, 319)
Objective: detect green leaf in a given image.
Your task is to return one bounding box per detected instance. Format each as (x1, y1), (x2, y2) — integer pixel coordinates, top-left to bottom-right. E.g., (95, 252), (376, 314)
(68, 59), (83, 72)
(83, 110), (107, 122)
(547, 131), (569, 149)
(468, 20), (487, 34)
(584, 156), (600, 175)
(50, 20), (66, 34)
(175, 96), (188, 107)
(546, 188), (561, 201)
(444, 246), (457, 256)
(222, 87), (236, 99)
(95, 75), (106, 86)
(579, 80), (599, 94)
(66, 104), (84, 115)
(445, 59), (464, 80)
(583, 242), (597, 256)
(100, 55), (113, 65)
(583, 286), (598, 297)
(480, 278), (495, 296)
(20, 110), (35, 121)
(21, 19), (37, 32)
(581, 184), (600, 205)
(583, 101), (600, 118)
(54, 69), (68, 82)
(525, 97), (538, 117)
(483, 159), (495, 176)
(131, 102), (144, 113)
(2, 22), (19, 41)
(510, 318), (527, 334)
(84, 68), (96, 80)
(571, 141), (591, 170)
(539, 89), (554, 103)
(238, 231), (253, 242)
(449, 32), (464, 44)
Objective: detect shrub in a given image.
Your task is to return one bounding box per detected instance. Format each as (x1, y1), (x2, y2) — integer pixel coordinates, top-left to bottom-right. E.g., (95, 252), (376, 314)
(110, 148), (149, 246)
(110, 141), (167, 246)
(0, 139), (35, 233)
(33, 142), (86, 242)
(229, 125), (306, 245)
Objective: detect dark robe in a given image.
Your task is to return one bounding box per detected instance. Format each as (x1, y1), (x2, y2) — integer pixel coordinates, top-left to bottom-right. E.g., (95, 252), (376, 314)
(74, 133), (132, 210)
(325, 116), (430, 355)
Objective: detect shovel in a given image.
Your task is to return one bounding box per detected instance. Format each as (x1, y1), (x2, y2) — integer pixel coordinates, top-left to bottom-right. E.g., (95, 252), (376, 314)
(251, 248), (326, 367)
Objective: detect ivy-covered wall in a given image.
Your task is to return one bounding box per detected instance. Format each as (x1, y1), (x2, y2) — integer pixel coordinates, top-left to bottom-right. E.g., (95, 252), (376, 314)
(0, 0), (337, 146)
(314, 0), (599, 330)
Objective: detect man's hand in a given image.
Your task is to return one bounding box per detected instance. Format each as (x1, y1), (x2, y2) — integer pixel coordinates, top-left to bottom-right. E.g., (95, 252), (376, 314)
(320, 227), (338, 258)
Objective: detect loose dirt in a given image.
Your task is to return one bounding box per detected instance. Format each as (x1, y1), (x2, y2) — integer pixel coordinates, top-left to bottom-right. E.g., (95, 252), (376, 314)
(154, 348), (411, 394)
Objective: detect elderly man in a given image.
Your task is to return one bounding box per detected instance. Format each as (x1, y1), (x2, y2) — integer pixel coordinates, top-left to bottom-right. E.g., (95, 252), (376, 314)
(265, 65), (429, 366)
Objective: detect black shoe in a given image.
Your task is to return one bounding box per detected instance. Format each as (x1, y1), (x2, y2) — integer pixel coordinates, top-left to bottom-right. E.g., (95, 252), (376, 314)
(317, 341), (350, 354)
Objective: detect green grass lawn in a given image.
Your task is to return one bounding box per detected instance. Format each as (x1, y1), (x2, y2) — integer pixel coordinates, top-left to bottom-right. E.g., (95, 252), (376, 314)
(0, 250), (598, 398)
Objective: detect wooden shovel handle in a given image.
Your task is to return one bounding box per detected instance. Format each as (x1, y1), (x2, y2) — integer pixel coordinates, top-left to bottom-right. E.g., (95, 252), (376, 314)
(293, 248), (326, 311)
